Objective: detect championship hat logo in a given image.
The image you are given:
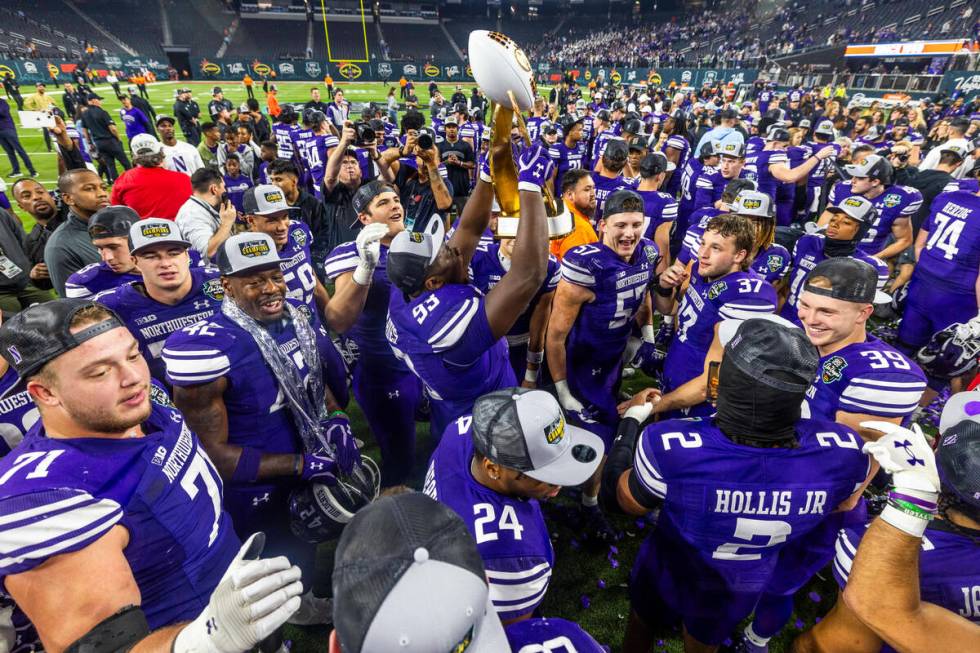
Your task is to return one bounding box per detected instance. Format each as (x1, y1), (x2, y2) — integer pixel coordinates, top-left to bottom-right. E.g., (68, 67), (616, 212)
(263, 190), (284, 204)
(141, 223), (173, 238)
(742, 198), (762, 210)
(544, 416), (565, 445)
(843, 197), (864, 208)
(239, 239), (271, 258)
(408, 232), (425, 243)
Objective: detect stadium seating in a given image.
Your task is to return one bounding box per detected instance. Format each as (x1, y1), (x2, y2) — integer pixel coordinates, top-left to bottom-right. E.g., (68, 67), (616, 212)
(75, 0), (167, 59)
(378, 22), (458, 61)
(0, 0), (122, 60)
(312, 19), (380, 62)
(224, 18), (309, 59)
(164, 0), (230, 56)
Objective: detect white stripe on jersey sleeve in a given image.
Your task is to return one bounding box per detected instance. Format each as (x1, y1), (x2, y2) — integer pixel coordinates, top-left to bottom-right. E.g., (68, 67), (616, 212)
(634, 438), (667, 499)
(717, 302), (775, 321)
(0, 495), (122, 571)
(839, 378), (925, 415)
(901, 196), (922, 216)
(63, 284), (93, 299)
(487, 566), (552, 613)
(548, 147), (561, 160)
(662, 202), (679, 219)
(162, 349), (232, 383)
(832, 528), (858, 583)
(560, 259), (596, 287)
(428, 298), (480, 352)
(545, 264), (561, 291)
(485, 561), (551, 581)
(323, 251), (360, 279)
(695, 175), (715, 189)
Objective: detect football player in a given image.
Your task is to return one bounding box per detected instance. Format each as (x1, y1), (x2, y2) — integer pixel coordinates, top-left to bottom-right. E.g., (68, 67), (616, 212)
(549, 113), (588, 196)
(693, 138), (746, 214)
(272, 104), (301, 160)
(676, 179), (756, 269)
(635, 152), (678, 258)
(163, 232), (352, 626)
(676, 141), (723, 256)
(780, 197), (889, 325)
(546, 190), (660, 525)
(96, 219), (223, 382)
(802, 120), (839, 220)
(64, 205), (140, 299)
(659, 110), (690, 198)
(591, 139), (636, 223)
(797, 418), (980, 652)
(324, 180), (423, 486)
(741, 126), (835, 226)
(737, 258), (925, 651)
(896, 175), (980, 404)
(385, 143), (551, 439)
(295, 109), (338, 200)
(0, 300), (301, 652)
(603, 319), (869, 653)
(818, 154), (921, 260)
(659, 214), (777, 417)
(424, 388), (603, 622)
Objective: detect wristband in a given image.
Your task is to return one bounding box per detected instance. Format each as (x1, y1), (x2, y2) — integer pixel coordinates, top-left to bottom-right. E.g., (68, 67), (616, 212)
(517, 181), (543, 193)
(231, 447), (262, 484)
(527, 350), (544, 365)
(655, 283), (674, 297)
(881, 503), (931, 538)
(641, 324), (656, 344)
(524, 368), (539, 384)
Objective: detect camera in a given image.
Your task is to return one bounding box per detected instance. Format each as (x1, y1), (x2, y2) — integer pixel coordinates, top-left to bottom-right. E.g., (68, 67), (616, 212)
(417, 132), (434, 150)
(353, 121), (375, 146)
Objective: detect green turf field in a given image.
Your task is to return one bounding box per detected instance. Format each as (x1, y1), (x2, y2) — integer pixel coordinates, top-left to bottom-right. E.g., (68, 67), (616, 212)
(2, 81), (838, 652)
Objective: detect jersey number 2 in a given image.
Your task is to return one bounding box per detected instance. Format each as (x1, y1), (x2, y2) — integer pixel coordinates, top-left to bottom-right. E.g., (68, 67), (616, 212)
(712, 517), (792, 561)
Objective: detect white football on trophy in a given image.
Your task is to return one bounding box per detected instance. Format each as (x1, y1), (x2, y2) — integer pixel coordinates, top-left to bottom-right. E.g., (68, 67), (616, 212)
(468, 30), (535, 111)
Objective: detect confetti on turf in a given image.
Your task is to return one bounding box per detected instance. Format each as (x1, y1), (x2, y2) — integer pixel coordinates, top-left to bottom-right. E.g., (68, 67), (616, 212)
(795, 618), (805, 629)
(580, 595), (591, 609)
(597, 578), (606, 589)
(809, 591), (822, 603)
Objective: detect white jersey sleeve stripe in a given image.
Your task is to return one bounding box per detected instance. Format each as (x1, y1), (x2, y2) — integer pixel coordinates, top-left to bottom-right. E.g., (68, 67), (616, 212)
(634, 440), (667, 499)
(485, 562), (552, 581)
(323, 252), (360, 279)
(0, 493), (92, 527)
(847, 378), (927, 389)
(428, 298), (480, 352)
(488, 571), (552, 610)
(841, 385), (924, 405)
(718, 303), (775, 320)
(838, 397), (919, 415)
(63, 284), (93, 299)
(163, 353), (232, 377)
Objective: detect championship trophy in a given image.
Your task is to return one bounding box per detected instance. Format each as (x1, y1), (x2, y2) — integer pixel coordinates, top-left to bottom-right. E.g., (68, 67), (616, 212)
(468, 30), (572, 239)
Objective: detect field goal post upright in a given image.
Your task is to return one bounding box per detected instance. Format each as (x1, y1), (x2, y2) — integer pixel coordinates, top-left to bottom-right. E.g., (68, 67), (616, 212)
(320, 0), (371, 64)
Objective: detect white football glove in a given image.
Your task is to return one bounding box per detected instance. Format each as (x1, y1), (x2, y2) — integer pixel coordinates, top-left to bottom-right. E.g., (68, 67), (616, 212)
(555, 379), (586, 414)
(955, 314), (980, 341)
(173, 533), (303, 653)
(860, 421), (940, 496)
(352, 222), (389, 286)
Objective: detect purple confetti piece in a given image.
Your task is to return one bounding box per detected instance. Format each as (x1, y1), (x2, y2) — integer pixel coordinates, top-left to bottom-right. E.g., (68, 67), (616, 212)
(656, 641), (664, 647)
(597, 579), (606, 589)
(609, 545), (619, 555)
(610, 558), (619, 569)
(795, 618), (805, 629)
(570, 539), (580, 550)
(809, 591), (822, 603)
(815, 616), (822, 623)
(635, 519), (646, 529)
(723, 639), (732, 647)
(580, 595), (591, 609)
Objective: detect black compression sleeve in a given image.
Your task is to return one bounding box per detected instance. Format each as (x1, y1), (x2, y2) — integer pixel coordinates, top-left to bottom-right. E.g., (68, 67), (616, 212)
(599, 417), (642, 514)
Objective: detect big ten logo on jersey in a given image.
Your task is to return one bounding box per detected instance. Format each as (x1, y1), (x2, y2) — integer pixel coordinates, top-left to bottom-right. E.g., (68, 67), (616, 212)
(959, 585), (980, 618)
(473, 502), (524, 544)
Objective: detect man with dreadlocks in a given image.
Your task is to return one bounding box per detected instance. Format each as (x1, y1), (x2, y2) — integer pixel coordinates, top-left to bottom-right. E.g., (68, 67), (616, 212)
(162, 232), (356, 626)
(793, 404), (980, 652)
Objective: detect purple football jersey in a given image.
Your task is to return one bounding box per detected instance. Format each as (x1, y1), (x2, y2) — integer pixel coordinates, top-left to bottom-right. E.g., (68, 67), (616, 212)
(741, 149), (788, 203)
(423, 416), (554, 622)
(677, 208), (723, 265)
(637, 188), (678, 241)
(780, 234), (889, 325)
(64, 262), (141, 300)
(827, 181), (922, 255)
(0, 368), (39, 458)
(97, 266), (224, 381)
(834, 521), (980, 650)
(591, 171), (637, 223)
(632, 418), (869, 628)
(277, 221), (319, 312)
(469, 242), (560, 341)
(273, 122), (301, 159)
(678, 158), (708, 225)
(662, 135), (690, 197)
(549, 141), (588, 198)
(916, 190), (980, 294)
(223, 174), (253, 213)
(561, 240), (658, 435)
(0, 393), (240, 629)
(591, 130), (614, 164)
(692, 166), (726, 213)
(525, 117), (547, 143)
(663, 270), (777, 403)
(505, 618), (604, 653)
(676, 213), (790, 285)
(386, 283), (516, 439)
(804, 336), (925, 423)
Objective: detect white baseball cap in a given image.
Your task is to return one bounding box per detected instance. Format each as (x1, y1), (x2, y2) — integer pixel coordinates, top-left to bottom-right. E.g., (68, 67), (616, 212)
(130, 133), (163, 156)
(216, 232), (283, 276)
(128, 218), (191, 255)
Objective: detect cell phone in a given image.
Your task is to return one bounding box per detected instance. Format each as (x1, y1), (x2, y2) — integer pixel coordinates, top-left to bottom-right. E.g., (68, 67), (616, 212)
(220, 192), (229, 205)
(706, 361), (721, 403)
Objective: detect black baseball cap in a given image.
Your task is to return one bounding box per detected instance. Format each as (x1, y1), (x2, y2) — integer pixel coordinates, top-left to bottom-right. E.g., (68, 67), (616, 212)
(155, 114), (176, 126)
(893, 117), (910, 127)
(88, 205), (138, 240)
(212, 86), (223, 95)
(387, 215), (446, 296)
(802, 257), (891, 305)
(629, 136), (649, 152)
(595, 109), (611, 122)
(936, 419), (980, 517)
(722, 318), (819, 392)
(603, 139), (629, 163)
(639, 151), (675, 176)
(0, 299), (126, 399)
(352, 180), (394, 214)
(603, 189), (644, 219)
(86, 92), (103, 101)
(333, 492), (508, 652)
(623, 118), (643, 135)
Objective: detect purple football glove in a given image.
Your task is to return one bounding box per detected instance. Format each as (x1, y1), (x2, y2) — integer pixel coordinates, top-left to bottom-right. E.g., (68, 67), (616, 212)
(517, 143), (554, 191)
(322, 412), (360, 475)
(301, 449), (338, 485)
